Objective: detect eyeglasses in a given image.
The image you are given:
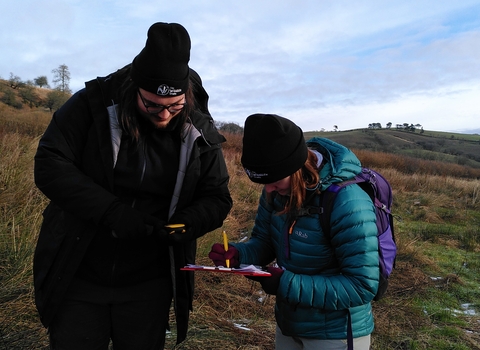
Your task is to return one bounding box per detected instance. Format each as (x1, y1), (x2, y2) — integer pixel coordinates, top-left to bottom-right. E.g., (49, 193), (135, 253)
(137, 89), (187, 114)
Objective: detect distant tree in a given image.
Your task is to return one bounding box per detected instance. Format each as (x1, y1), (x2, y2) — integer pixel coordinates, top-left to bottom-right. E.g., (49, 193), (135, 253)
(1, 89), (23, 109)
(386, 122), (392, 129)
(34, 75), (49, 88)
(45, 90), (69, 111)
(52, 64), (71, 93)
(8, 72), (24, 89)
(216, 121), (243, 134)
(19, 85), (41, 107)
(333, 125), (338, 132)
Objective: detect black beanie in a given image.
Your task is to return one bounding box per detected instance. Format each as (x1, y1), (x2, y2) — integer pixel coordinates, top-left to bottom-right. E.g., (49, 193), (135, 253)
(131, 22), (190, 96)
(241, 114), (308, 184)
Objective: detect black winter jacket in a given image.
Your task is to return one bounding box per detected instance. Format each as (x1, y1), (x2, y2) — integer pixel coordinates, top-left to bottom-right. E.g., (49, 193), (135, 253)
(33, 66), (232, 344)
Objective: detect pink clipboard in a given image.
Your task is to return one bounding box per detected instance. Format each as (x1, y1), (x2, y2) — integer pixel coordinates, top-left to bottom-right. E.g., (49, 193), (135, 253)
(181, 264), (271, 277)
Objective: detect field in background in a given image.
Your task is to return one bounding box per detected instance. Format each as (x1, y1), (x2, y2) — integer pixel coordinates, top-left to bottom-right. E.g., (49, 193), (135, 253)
(305, 128), (480, 170)
(1, 98), (479, 349)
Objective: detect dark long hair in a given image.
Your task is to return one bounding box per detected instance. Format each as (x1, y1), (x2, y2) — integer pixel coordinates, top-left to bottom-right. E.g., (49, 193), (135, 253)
(116, 74), (195, 143)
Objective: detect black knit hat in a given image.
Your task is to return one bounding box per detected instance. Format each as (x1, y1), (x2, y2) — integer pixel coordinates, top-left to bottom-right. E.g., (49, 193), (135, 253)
(241, 114), (308, 184)
(131, 22), (190, 96)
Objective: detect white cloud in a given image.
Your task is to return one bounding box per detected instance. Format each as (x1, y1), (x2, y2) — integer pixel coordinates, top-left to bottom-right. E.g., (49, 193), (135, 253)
(1, 0), (479, 132)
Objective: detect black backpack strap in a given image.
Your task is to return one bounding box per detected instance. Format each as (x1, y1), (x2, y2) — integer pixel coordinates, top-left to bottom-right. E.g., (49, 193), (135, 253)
(319, 183), (346, 239)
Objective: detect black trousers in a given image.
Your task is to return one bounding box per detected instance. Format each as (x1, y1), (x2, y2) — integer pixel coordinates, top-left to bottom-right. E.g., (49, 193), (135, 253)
(49, 277), (173, 350)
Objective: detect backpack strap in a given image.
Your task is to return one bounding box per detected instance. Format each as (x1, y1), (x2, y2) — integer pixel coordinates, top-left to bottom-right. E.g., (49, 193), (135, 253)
(347, 309), (353, 350)
(319, 182), (350, 238)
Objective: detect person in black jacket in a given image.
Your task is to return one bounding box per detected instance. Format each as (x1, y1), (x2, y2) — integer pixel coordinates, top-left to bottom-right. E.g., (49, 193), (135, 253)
(33, 22), (232, 349)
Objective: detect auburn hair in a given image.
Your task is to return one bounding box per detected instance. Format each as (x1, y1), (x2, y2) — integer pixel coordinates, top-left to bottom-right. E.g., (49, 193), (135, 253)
(276, 149), (321, 215)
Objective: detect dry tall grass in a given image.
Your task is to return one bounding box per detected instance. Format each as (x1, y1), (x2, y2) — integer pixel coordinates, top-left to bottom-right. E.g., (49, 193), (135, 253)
(0, 106), (51, 349)
(1, 121), (479, 349)
(175, 132), (480, 349)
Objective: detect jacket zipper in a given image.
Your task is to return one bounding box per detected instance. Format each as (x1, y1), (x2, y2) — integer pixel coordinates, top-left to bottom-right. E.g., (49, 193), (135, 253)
(110, 139), (148, 284)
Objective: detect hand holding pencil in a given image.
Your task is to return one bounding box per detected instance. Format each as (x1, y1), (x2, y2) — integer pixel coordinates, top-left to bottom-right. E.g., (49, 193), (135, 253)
(209, 232), (240, 268)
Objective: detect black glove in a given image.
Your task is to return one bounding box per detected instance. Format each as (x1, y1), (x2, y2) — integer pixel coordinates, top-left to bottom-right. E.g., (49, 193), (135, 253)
(102, 201), (162, 239)
(166, 223), (194, 244)
(151, 221), (169, 242)
(247, 266), (284, 295)
(166, 212), (199, 245)
(208, 243), (240, 268)
(152, 223), (193, 245)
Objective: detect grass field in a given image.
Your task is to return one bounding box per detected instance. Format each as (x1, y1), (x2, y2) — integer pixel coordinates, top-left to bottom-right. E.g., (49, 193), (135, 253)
(0, 95), (479, 349)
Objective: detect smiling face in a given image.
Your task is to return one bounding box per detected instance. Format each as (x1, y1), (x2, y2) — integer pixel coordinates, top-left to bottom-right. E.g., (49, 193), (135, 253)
(264, 176), (291, 196)
(136, 88), (186, 129)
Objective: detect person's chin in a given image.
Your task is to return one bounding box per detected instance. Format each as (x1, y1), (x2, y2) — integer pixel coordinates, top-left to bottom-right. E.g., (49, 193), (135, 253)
(150, 116), (171, 129)
(153, 121), (169, 129)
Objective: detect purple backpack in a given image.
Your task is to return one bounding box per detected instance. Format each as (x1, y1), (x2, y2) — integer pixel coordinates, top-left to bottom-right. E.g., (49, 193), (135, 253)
(320, 167), (397, 301)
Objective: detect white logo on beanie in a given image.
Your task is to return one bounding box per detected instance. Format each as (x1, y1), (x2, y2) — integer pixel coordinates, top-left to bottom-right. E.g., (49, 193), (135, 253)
(244, 168), (268, 179)
(157, 85), (170, 95)
(157, 84), (183, 96)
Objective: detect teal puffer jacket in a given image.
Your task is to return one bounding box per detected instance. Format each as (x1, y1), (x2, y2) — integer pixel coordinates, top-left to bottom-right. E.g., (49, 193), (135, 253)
(234, 137), (379, 339)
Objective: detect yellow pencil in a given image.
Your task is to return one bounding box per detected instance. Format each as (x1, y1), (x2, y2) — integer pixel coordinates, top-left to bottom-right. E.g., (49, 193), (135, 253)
(222, 230), (230, 268)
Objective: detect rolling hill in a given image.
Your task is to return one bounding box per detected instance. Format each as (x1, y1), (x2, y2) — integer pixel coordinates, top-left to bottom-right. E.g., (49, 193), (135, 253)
(304, 128), (480, 169)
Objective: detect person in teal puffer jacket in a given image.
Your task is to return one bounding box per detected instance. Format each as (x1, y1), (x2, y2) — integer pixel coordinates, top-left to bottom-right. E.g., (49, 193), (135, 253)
(210, 114), (379, 350)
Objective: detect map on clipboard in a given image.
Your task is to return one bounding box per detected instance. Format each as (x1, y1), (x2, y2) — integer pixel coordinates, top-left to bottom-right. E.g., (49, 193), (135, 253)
(181, 264), (271, 277)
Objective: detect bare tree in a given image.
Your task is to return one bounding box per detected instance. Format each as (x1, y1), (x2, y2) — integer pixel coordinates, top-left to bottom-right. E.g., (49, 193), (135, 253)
(52, 64), (71, 93)
(8, 72), (24, 89)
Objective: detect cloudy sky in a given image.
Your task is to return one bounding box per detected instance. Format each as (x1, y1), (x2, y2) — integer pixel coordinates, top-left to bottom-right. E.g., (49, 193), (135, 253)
(2, 0), (480, 133)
